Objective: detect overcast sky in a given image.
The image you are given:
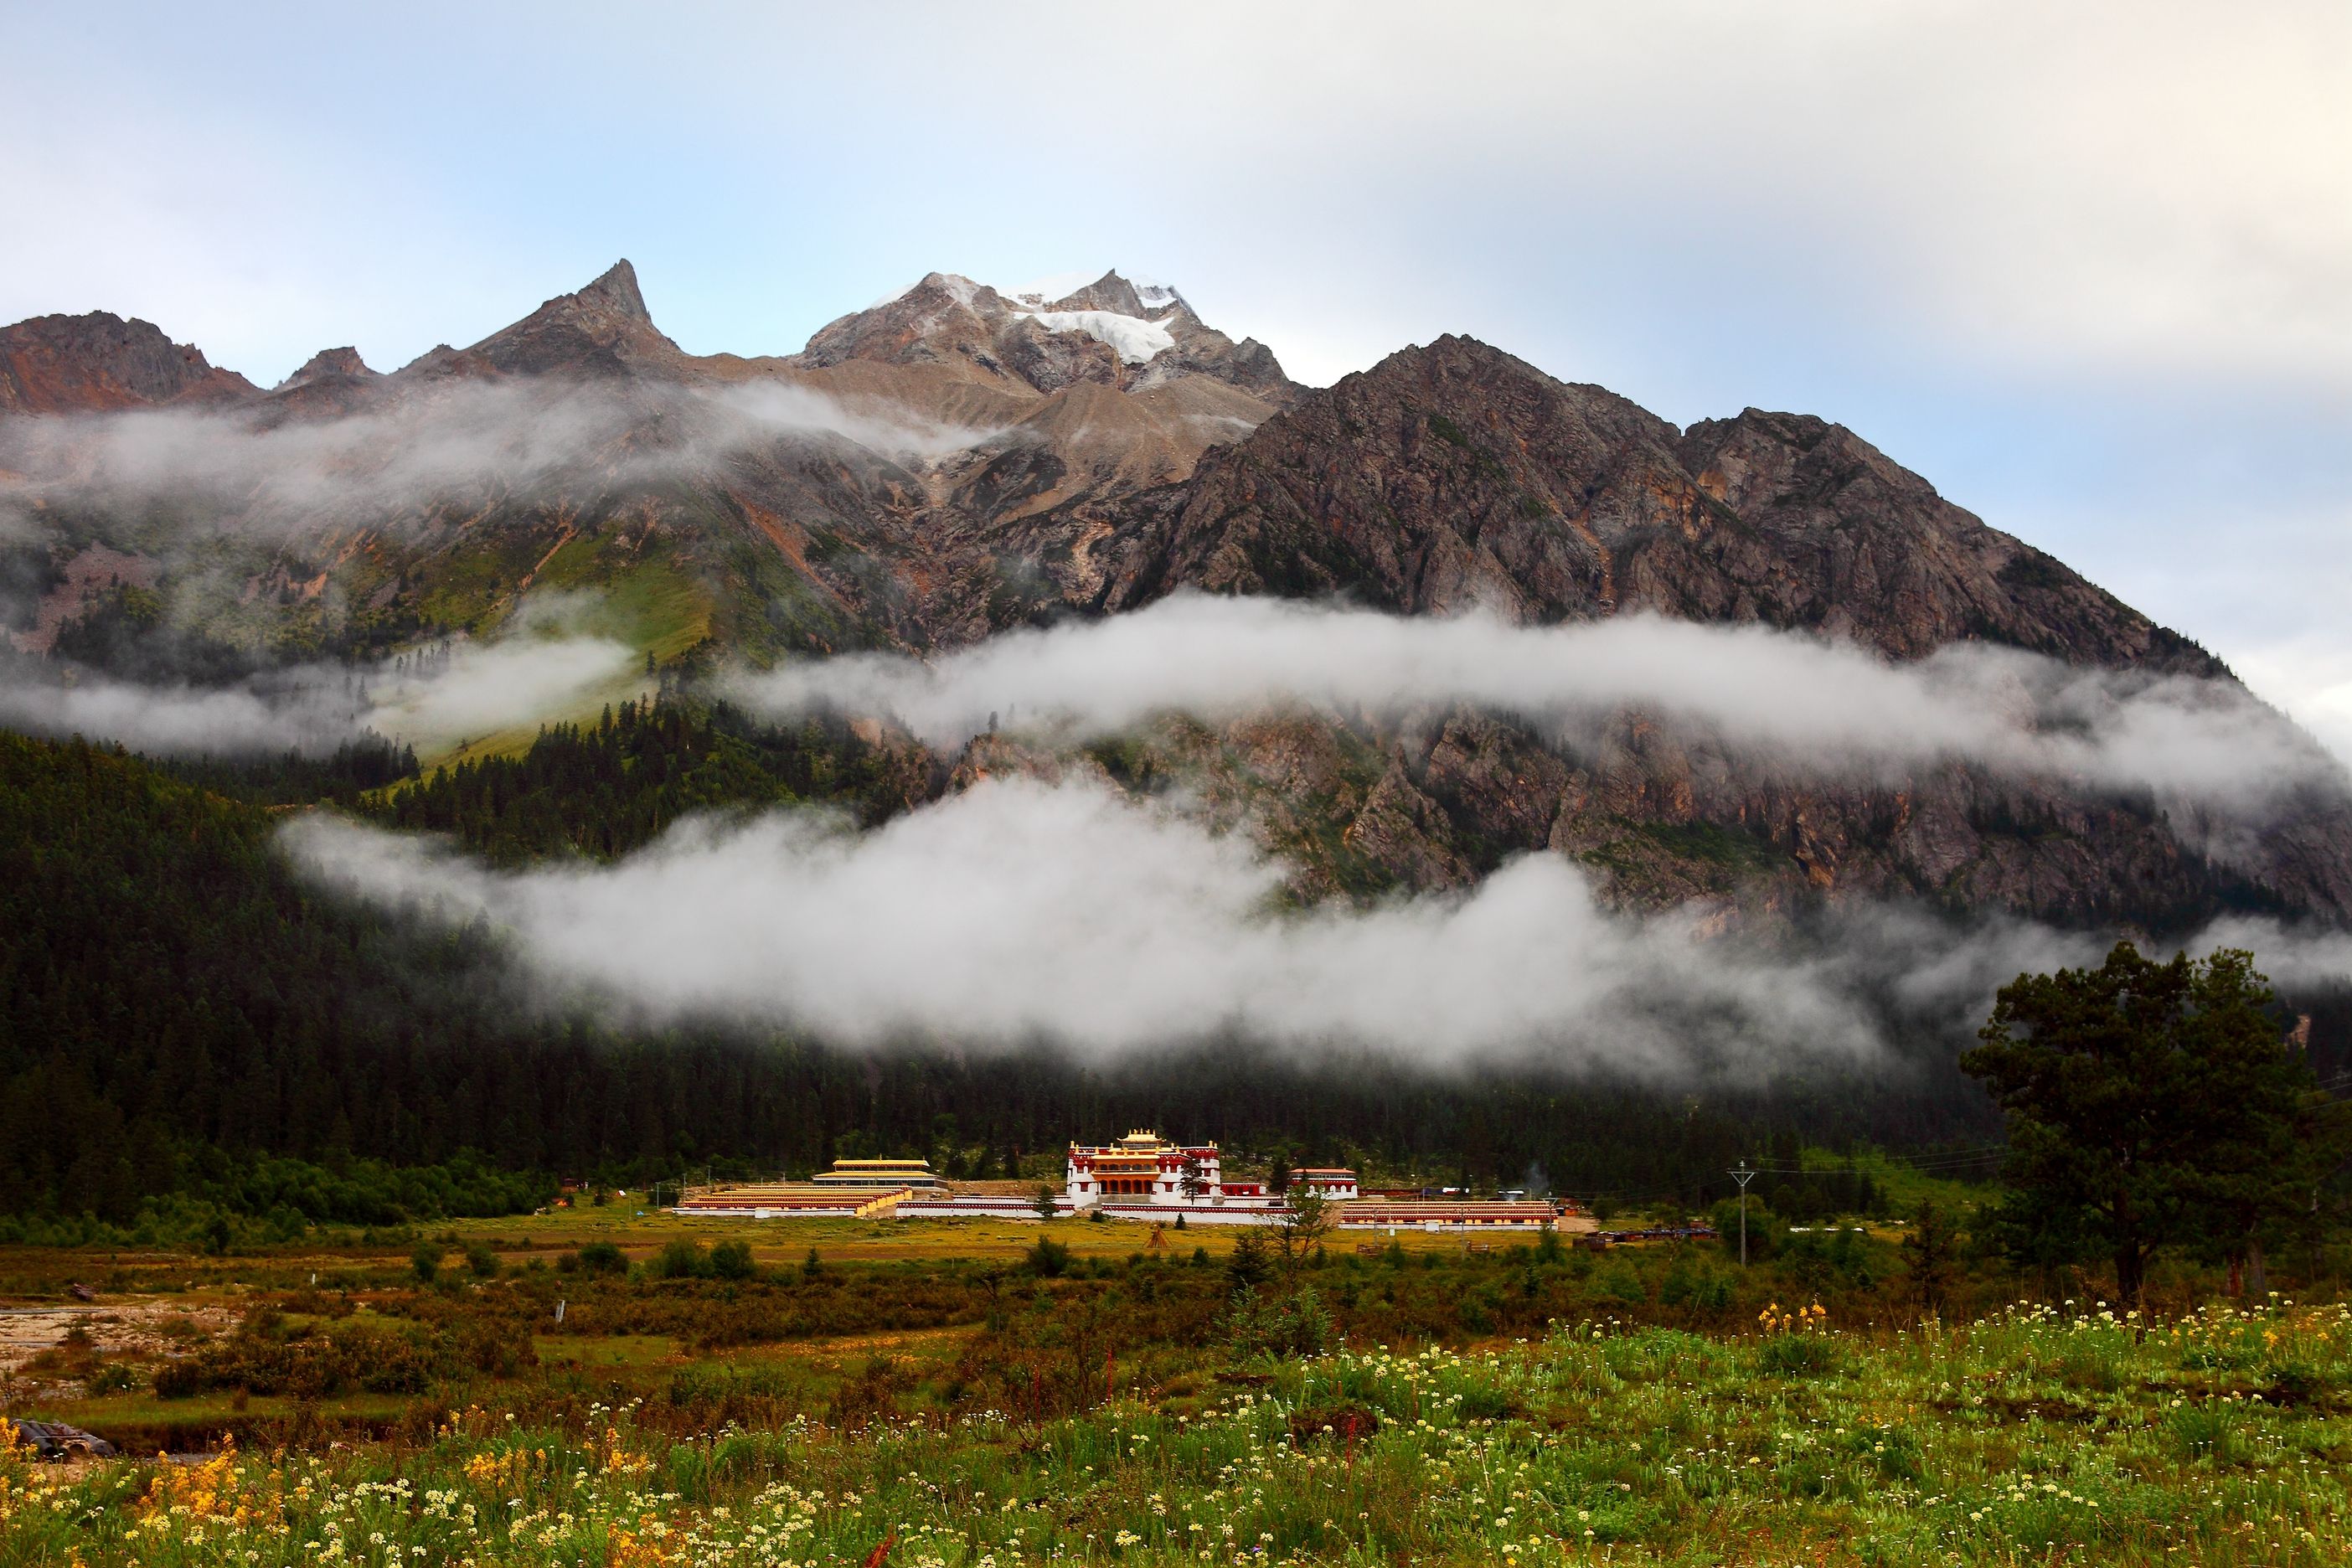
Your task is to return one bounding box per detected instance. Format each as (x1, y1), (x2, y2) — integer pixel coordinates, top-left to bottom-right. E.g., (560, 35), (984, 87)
(5, 2), (2347, 756)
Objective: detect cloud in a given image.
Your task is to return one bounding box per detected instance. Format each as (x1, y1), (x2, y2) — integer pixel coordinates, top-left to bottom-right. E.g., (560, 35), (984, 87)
(358, 631), (639, 755)
(709, 382), (1006, 464)
(2194, 916), (2352, 998)
(281, 774), (2117, 1073)
(0, 668), (366, 757)
(0, 627), (636, 758)
(726, 594), (2348, 811)
(0, 375), (1003, 542)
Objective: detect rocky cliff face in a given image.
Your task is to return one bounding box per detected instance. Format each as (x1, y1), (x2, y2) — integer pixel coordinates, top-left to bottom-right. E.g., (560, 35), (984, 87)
(1086, 336), (2198, 670)
(457, 259), (692, 380)
(3, 265), (2346, 931)
(1026, 336), (2344, 924)
(0, 312), (257, 414)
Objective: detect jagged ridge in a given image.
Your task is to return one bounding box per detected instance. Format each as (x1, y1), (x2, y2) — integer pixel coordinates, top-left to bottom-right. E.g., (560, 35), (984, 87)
(2, 264), (2347, 930)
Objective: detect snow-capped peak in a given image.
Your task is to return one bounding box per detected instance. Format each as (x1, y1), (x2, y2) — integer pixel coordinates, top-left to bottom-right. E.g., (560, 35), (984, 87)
(837, 269), (1196, 368)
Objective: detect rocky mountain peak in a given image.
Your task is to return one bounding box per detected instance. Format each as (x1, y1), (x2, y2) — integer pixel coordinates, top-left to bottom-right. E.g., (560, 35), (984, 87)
(0, 311), (257, 415)
(795, 266), (1297, 405)
(459, 258), (682, 378)
(276, 346), (377, 389)
(1104, 332), (2186, 668)
(577, 259), (653, 324)
(1008, 271), (1189, 320)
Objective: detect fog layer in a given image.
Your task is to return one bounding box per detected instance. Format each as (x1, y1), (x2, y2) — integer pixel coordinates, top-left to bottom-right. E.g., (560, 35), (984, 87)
(0, 630), (637, 757)
(283, 775), (2148, 1071)
(730, 594), (2344, 809)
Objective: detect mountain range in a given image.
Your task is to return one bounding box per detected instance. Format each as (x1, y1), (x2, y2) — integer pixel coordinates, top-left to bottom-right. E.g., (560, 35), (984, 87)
(4, 260), (2348, 931)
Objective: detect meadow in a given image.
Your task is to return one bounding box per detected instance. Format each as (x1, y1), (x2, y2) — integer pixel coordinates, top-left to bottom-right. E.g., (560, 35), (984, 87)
(2, 1210), (2349, 1565)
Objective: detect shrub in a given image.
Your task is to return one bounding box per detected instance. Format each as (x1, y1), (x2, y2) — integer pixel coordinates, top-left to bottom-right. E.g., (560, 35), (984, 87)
(1595, 1261), (1648, 1307)
(574, 1240), (628, 1277)
(86, 1362), (142, 1395)
(709, 1240), (756, 1281)
(656, 1240), (710, 1279)
(1659, 1259), (1733, 1310)
(464, 1241), (500, 1280)
(1710, 1198), (1776, 1260)
(149, 1316), (513, 1400)
(1027, 1237), (1070, 1277)
(410, 1242), (444, 1284)
(1220, 1285), (1333, 1359)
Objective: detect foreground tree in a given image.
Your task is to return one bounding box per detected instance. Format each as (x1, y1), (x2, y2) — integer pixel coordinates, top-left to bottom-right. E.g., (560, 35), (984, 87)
(1962, 943), (2326, 1307)
(1900, 1199), (1963, 1320)
(1277, 1186), (1334, 1272)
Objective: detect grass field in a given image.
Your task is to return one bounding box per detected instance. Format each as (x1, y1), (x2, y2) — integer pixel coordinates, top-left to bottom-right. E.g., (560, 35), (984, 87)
(3, 1210), (2349, 1565)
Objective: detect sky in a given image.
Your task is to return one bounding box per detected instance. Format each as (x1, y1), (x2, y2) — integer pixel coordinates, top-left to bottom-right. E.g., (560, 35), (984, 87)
(4, 1), (2348, 756)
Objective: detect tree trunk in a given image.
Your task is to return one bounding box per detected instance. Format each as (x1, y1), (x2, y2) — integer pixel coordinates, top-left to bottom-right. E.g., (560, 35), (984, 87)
(2248, 1239), (2268, 1299)
(2114, 1246), (2144, 1308)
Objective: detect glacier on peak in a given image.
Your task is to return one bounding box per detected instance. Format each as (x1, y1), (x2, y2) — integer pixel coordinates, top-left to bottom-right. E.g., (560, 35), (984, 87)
(1020, 308), (1177, 365)
(851, 269), (1190, 365)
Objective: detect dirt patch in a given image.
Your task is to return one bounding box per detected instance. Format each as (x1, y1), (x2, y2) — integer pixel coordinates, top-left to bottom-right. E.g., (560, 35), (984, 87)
(0, 1300), (230, 1375)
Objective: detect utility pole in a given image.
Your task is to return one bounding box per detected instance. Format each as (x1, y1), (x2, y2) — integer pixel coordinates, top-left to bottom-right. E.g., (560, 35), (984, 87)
(1730, 1160), (1756, 1266)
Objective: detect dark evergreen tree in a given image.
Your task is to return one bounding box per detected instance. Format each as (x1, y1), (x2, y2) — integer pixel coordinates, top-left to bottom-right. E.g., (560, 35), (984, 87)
(1962, 943), (2326, 1306)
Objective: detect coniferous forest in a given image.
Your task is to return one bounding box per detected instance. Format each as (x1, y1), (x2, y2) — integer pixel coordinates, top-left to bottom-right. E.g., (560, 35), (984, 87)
(0, 701), (2168, 1235)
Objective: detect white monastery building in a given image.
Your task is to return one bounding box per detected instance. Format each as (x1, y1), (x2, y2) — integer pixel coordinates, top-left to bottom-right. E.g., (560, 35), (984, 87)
(1066, 1130), (1230, 1207)
(1292, 1168), (1360, 1200)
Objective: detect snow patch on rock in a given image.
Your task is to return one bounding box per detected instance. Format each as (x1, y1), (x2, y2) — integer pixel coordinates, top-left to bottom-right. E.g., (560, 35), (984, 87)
(1022, 310), (1177, 365)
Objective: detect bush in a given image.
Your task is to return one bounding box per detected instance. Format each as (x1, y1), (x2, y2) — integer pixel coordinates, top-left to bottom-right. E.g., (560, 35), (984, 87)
(1220, 1285), (1333, 1359)
(709, 1240), (756, 1281)
(573, 1241), (627, 1277)
(464, 1241), (500, 1280)
(1659, 1258), (1733, 1310)
(1710, 1198), (1776, 1260)
(1594, 1261), (1647, 1306)
(1026, 1237), (1070, 1277)
(86, 1362), (142, 1395)
(151, 1315), (523, 1400)
(655, 1240), (710, 1280)
(410, 1242), (444, 1284)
